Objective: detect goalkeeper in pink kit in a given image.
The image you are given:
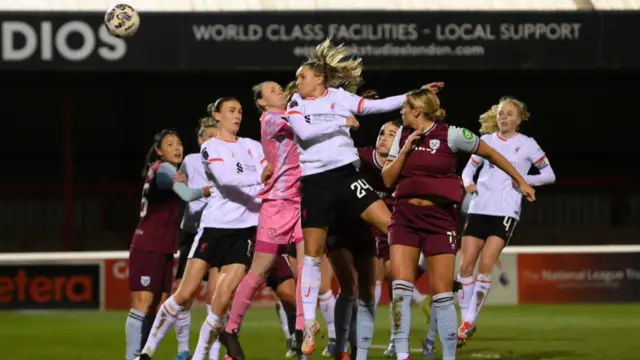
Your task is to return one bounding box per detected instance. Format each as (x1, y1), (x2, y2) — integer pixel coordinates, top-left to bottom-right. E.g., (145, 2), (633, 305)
(220, 81), (359, 360)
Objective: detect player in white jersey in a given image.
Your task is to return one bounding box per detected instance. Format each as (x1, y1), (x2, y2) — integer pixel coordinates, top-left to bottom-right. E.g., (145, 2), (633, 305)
(136, 98), (270, 360)
(173, 119), (220, 360)
(457, 97), (556, 343)
(286, 39), (444, 357)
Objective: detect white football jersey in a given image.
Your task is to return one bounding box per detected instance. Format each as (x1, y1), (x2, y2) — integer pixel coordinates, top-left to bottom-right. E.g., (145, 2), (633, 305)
(179, 153), (210, 233)
(199, 137), (265, 229)
(286, 88), (362, 176)
(462, 133), (549, 220)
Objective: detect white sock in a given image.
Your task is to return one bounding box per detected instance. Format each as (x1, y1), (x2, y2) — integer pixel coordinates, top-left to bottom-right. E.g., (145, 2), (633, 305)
(374, 281), (382, 308)
(141, 295), (183, 356)
(175, 310), (191, 353)
(301, 256), (321, 324)
(209, 339), (221, 360)
(319, 290), (337, 339)
(193, 311), (223, 360)
(276, 299), (291, 338)
(465, 273), (492, 324)
(205, 304), (221, 360)
(457, 274), (474, 322)
(412, 288), (426, 304)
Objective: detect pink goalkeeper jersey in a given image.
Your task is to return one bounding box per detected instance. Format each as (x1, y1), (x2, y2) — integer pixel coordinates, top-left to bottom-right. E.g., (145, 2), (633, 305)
(258, 110), (302, 201)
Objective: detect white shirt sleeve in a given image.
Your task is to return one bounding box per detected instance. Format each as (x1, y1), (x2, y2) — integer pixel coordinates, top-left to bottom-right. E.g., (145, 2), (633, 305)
(337, 88), (405, 115)
(461, 134), (487, 186)
(387, 126), (403, 161)
(285, 93), (346, 141)
(527, 138), (548, 170)
(525, 138), (556, 186)
(201, 142), (262, 188)
(447, 126), (480, 153)
(462, 155), (484, 187)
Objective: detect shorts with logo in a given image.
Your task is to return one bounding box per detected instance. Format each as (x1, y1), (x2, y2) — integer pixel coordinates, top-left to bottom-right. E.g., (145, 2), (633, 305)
(266, 254), (295, 290)
(326, 217), (375, 256)
(463, 214), (518, 245)
(129, 248), (174, 294)
(300, 164), (380, 229)
(256, 198), (303, 255)
(189, 227), (256, 269)
(176, 230), (209, 281)
(389, 199), (459, 257)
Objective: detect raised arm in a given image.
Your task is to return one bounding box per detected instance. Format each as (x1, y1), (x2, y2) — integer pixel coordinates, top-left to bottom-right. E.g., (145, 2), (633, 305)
(448, 126), (535, 202)
(338, 88), (405, 116)
(156, 162), (208, 202)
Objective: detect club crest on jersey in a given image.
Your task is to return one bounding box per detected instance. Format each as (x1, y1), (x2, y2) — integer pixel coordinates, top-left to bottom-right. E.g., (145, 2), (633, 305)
(429, 139), (440, 150)
(330, 103), (335, 111)
(140, 276), (150, 286)
(288, 100), (298, 109)
(515, 147), (520, 153)
(201, 148), (209, 161)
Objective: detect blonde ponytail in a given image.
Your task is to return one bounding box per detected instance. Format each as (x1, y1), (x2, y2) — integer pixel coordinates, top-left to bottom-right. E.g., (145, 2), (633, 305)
(304, 39), (363, 93)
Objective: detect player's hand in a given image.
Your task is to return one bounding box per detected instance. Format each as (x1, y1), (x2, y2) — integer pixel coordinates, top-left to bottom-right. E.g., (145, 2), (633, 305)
(465, 184), (478, 194)
(345, 116), (360, 130)
(261, 163), (274, 183)
(518, 182), (536, 202)
(423, 82), (444, 93)
(400, 130), (422, 155)
(173, 171), (187, 184)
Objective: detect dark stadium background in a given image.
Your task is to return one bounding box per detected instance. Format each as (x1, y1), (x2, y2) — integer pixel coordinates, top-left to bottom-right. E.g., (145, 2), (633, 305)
(2, 68), (637, 252)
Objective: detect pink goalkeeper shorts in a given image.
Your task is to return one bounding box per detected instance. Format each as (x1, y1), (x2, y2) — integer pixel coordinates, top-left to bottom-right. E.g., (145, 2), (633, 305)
(256, 198), (303, 255)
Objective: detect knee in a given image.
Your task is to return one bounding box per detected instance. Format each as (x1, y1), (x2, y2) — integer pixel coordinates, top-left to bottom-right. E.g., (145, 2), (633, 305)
(459, 259), (476, 277)
(213, 287), (232, 308)
(173, 284), (197, 305)
(130, 295), (154, 313)
(477, 259), (494, 275)
(391, 264), (414, 283)
(336, 278), (357, 298)
(431, 276), (454, 295)
(304, 238), (325, 258)
(357, 283), (374, 302)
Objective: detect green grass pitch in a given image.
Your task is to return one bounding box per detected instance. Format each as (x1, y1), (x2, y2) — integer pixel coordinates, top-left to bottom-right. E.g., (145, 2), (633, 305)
(1, 304), (639, 360)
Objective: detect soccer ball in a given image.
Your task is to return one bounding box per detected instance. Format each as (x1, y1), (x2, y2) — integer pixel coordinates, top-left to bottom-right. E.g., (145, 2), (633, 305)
(104, 4), (140, 38)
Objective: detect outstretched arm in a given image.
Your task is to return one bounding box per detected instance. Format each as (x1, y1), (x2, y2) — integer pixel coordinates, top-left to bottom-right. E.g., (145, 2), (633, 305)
(156, 162), (208, 201)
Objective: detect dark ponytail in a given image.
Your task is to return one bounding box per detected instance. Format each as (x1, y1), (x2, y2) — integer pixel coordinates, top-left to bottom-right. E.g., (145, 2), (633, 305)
(141, 129), (177, 178)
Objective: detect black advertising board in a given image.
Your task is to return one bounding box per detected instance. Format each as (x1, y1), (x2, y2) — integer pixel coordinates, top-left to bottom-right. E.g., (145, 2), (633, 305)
(0, 12), (180, 70)
(184, 11), (598, 70)
(599, 11), (640, 68)
(0, 11), (637, 70)
(0, 264), (100, 309)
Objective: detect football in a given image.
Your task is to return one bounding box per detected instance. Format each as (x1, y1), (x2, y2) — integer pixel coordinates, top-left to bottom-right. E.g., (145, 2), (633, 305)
(104, 4), (140, 38)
